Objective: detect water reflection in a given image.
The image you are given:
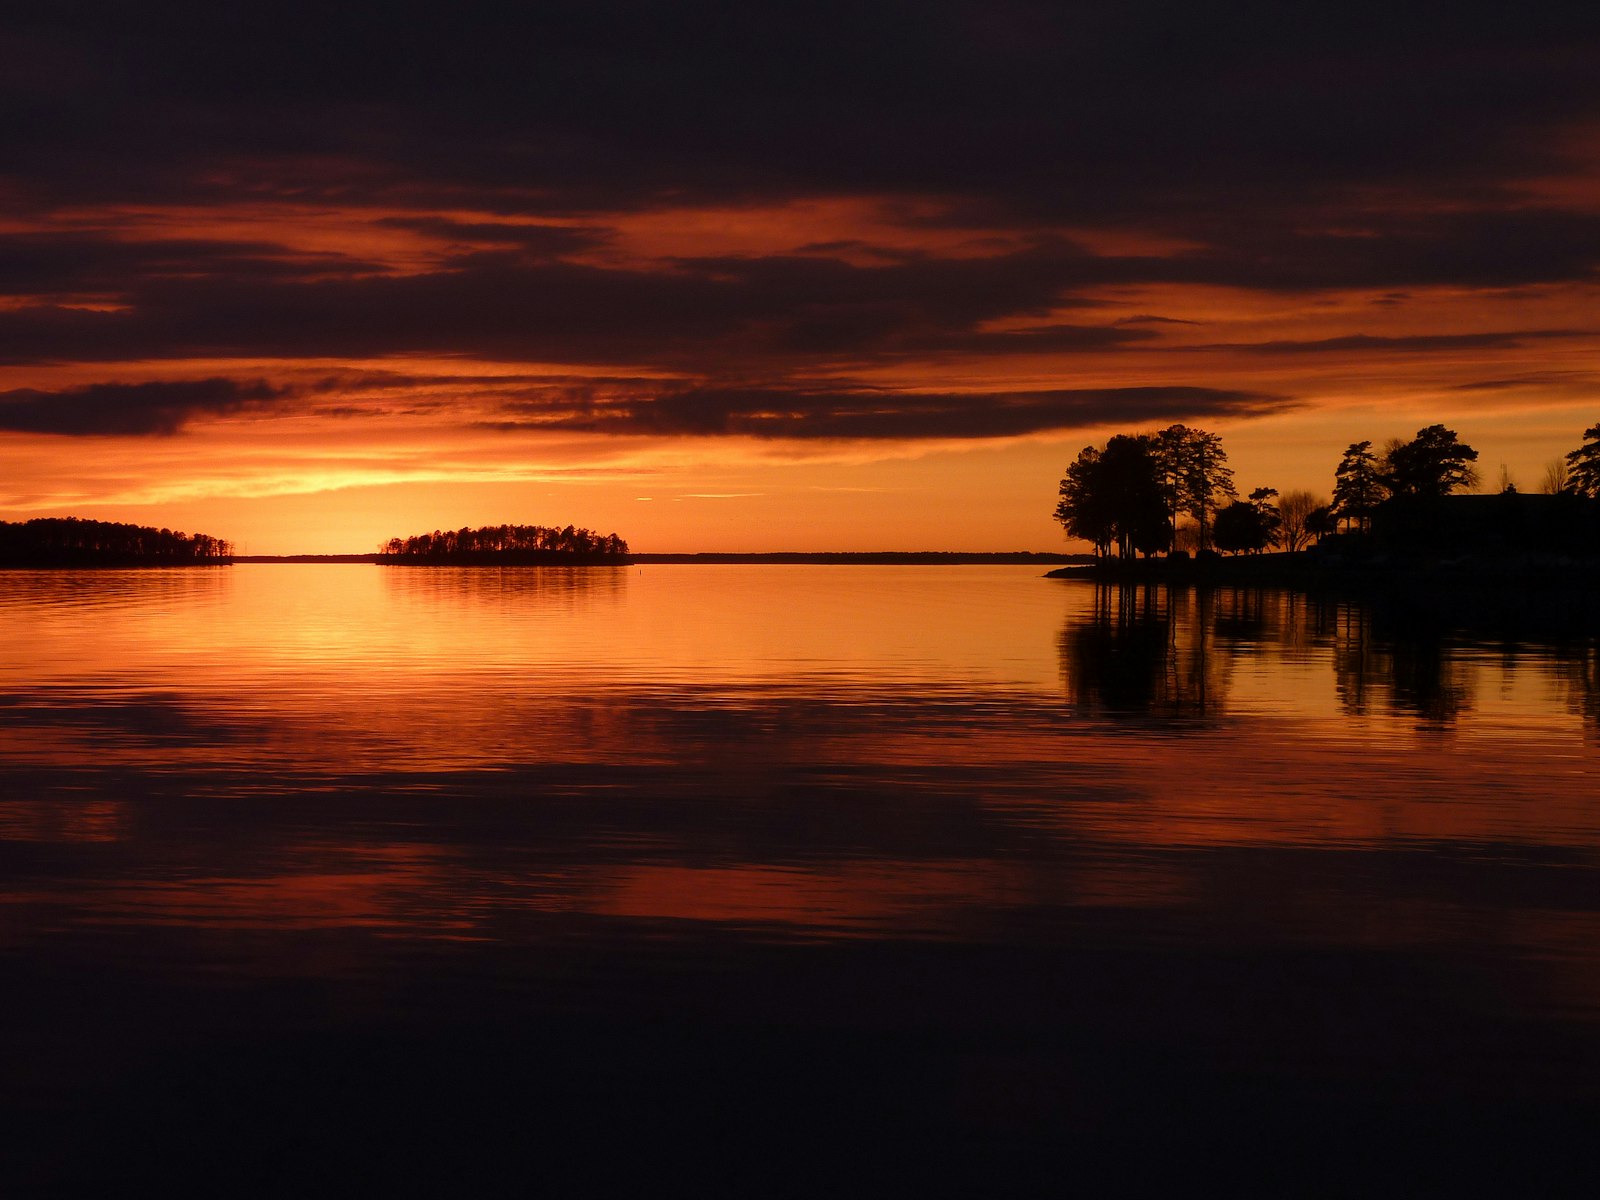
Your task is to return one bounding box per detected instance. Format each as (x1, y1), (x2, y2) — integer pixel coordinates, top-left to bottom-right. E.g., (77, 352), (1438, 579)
(379, 562), (630, 613)
(1331, 608), (1473, 725)
(1057, 585), (1229, 720)
(2, 565), (1598, 1191)
(1551, 643), (1600, 729)
(1059, 581), (1599, 730)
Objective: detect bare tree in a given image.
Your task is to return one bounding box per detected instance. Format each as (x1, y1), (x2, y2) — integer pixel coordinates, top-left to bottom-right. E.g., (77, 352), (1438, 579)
(1276, 490), (1326, 552)
(1541, 458), (1571, 494)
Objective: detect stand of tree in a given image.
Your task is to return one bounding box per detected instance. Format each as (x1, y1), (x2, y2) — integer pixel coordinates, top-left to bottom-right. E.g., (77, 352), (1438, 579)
(1054, 424), (1239, 558)
(377, 524), (630, 564)
(0, 517), (232, 566)
(1057, 419), (1600, 564)
(1055, 424), (1257, 557)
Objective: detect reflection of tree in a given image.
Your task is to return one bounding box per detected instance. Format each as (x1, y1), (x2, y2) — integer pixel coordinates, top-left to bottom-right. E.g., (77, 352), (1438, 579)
(1330, 606), (1471, 725)
(1211, 587), (1270, 645)
(1330, 605), (1376, 717)
(1059, 585), (1229, 719)
(381, 561), (628, 617)
(1548, 644), (1600, 730)
(1382, 625), (1471, 725)
(1061, 584), (1594, 729)
(1208, 588), (1339, 658)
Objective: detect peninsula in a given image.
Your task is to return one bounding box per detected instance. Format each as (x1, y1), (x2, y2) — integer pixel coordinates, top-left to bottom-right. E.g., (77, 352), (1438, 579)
(0, 517), (232, 567)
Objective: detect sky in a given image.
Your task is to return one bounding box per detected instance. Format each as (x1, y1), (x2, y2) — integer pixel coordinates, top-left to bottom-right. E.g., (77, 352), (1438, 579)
(1, 0), (1598, 553)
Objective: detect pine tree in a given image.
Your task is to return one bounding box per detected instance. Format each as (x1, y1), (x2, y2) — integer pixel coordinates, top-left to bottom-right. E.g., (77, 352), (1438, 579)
(1332, 441), (1385, 532)
(1565, 423), (1600, 497)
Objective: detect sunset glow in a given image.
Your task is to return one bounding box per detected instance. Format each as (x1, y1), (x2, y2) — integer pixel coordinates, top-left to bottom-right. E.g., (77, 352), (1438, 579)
(3, 4), (1597, 551)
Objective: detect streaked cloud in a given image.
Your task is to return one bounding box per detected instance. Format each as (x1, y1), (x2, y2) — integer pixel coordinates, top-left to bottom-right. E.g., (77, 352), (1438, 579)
(0, 378), (286, 436)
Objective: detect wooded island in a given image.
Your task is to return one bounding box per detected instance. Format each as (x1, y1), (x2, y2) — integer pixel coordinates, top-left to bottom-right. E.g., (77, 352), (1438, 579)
(376, 523), (631, 564)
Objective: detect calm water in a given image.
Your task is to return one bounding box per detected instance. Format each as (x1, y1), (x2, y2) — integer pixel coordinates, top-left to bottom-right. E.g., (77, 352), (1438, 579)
(2, 564), (1597, 1193)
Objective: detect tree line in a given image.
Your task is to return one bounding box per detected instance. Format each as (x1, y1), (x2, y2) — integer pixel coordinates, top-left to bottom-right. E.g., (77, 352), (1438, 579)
(0, 517), (232, 565)
(377, 523), (631, 563)
(1056, 420), (1600, 558)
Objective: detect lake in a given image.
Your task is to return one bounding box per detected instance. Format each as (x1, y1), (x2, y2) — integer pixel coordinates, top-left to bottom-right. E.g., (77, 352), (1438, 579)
(2, 564), (1596, 1193)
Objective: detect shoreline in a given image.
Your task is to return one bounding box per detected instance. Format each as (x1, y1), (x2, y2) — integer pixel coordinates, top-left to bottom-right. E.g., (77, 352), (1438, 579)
(0, 560), (233, 569)
(1045, 551), (1600, 588)
(222, 551), (1090, 566)
(1046, 553), (1600, 637)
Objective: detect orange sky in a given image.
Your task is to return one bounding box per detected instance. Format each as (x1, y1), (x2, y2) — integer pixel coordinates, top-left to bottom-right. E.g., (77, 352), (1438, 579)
(2, 6), (1598, 552)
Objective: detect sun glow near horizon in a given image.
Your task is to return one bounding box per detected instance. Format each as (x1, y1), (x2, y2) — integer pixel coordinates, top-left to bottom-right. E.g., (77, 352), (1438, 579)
(3, 7), (1599, 553)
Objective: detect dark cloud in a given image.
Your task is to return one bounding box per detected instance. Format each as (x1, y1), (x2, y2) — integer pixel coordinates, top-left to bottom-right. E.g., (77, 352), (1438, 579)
(0, 244), (1122, 366)
(1450, 370), (1600, 392)
(490, 382), (1289, 440)
(0, 2), (1597, 445)
(0, 378), (286, 436)
(368, 217), (609, 258)
(1198, 330), (1589, 356)
(1, 219), (1592, 378)
(935, 325), (1156, 355)
(0, 232), (383, 297)
(1166, 212), (1600, 292)
(3, 2), (1597, 223)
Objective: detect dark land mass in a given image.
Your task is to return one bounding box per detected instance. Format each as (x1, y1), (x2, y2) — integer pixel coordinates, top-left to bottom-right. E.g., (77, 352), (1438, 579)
(1045, 551), (1600, 588)
(233, 554), (379, 564)
(235, 551), (1091, 565)
(632, 551), (1089, 564)
(1050, 494), (1600, 634)
(380, 523), (628, 565)
(0, 517), (231, 567)
(1049, 551), (1600, 639)
(0, 557), (234, 569)
(379, 550), (631, 565)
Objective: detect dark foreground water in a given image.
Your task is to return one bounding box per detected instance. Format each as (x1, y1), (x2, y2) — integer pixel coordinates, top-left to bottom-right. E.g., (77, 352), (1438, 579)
(2, 564), (1597, 1195)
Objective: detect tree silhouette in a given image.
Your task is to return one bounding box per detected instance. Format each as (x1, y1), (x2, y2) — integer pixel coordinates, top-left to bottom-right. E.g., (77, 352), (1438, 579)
(1541, 457), (1571, 495)
(1276, 490), (1325, 552)
(1332, 441), (1385, 532)
(0, 517), (232, 565)
(1565, 422), (1600, 497)
(1054, 435), (1170, 559)
(1163, 426), (1235, 551)
(1212, 492), (1280, 554)
(378, 523), (630, 563)
(1151, 424), (1196, 544)
(1304, 505), (1337, 544)
(1383, 424), (1480, 498)
(1055, 444), (1115, 556)
(1248, 486), (1283, 549)
(1055, 425), (1245, 556)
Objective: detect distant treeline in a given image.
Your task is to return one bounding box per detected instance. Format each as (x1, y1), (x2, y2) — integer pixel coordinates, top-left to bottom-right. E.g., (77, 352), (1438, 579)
(0, 517), (232, 566)
(632, 551), (1088, 564)
(377, 523), (630, 564)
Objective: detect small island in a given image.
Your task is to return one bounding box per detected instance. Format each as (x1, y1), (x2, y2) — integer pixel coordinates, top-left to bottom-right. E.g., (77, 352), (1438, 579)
(376, 523), (631, 565)
(0, 517), (233, 567)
